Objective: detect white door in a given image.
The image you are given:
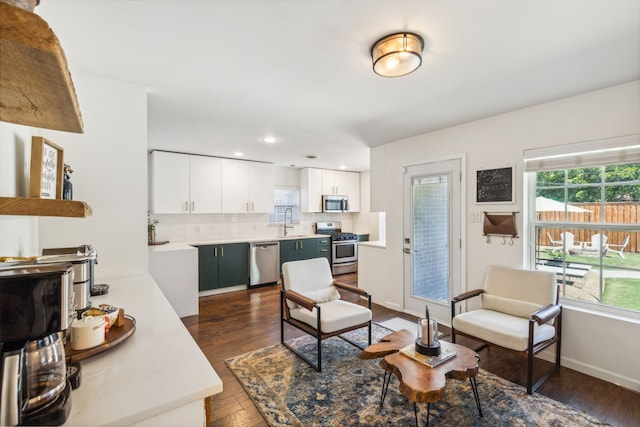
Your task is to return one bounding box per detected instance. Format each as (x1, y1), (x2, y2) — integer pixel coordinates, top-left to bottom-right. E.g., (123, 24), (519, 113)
(403, 159), (462, 324)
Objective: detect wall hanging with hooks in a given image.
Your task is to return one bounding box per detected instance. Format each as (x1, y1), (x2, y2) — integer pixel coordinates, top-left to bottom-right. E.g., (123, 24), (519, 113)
(483, 211), (519, 244)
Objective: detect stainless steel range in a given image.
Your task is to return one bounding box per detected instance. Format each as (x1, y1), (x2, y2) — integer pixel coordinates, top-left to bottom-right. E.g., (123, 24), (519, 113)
(315, 221), (358, 275)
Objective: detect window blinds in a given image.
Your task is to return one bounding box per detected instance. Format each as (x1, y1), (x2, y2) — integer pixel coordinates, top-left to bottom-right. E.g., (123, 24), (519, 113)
(523, 134), (640, 172)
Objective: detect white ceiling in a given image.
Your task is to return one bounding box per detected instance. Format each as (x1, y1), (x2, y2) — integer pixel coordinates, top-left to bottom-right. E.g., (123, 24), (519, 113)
(36, 0), (640, 172)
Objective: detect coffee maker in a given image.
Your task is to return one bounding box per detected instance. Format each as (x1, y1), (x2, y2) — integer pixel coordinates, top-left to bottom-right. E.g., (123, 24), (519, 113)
(0, 262), (75, 426)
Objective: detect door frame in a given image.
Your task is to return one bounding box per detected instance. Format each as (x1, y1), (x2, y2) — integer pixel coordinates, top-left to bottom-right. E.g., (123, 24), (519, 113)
(402, 154), (466, 326)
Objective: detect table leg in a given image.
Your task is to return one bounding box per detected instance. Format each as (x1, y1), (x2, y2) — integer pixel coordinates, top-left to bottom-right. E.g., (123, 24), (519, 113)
(470, 377), (483, 417)
(413, 402), (431, 427)
(379, 371), (391, 410)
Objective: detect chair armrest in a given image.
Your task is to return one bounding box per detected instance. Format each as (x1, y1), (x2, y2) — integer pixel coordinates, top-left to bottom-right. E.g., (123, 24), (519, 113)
(334, 281), (369, 297)
(283, 289), (318, 311)
(452, 289), (484, 303)
(531, 304), (561, 325)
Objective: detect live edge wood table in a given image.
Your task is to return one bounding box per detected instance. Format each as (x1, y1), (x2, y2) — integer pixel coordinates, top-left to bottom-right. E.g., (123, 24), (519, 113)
(358, 329), (483, 427)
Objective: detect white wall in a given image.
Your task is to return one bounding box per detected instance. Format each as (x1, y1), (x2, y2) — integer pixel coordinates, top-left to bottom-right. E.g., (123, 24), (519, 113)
(369, 80), (640, 391)
(0, 123), (38, 256)
(0, 71), (148, 281)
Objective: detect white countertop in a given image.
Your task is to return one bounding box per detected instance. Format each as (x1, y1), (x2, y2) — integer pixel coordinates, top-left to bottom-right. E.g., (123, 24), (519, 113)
(64, 274), (222, 426)
(359, 240), (386, 248)
(148, 234), (329, 249)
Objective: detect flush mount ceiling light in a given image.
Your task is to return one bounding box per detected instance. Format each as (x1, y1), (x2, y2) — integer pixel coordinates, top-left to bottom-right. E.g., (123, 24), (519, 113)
(371, 32), (424, 77)
(262, 136), (278, 143)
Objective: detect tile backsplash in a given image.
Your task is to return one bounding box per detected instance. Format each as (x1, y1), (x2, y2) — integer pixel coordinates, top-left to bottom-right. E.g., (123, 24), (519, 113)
(152, 212), (358, 243)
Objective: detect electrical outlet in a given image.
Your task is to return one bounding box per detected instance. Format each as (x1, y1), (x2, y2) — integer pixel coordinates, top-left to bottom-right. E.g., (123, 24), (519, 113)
(470, 212), (481, 222)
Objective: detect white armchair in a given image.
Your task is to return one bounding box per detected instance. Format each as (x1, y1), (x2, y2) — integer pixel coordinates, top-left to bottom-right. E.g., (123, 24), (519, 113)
(280, 257), (372, 371)
(451, 265), (562, 394)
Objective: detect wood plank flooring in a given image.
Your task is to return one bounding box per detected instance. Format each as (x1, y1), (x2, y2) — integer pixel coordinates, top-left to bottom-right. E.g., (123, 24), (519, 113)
(183, 273), (640, 427)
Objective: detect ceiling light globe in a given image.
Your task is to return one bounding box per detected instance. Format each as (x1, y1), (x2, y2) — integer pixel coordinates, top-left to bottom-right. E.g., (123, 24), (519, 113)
(371, 32), (424, 78)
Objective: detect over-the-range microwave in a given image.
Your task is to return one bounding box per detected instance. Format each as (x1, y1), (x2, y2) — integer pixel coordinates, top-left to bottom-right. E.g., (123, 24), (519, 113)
(322, 195), (348, 213)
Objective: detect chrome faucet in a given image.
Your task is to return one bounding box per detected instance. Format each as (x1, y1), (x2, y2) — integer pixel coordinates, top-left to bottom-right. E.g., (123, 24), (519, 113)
(283, 207), (293, 236)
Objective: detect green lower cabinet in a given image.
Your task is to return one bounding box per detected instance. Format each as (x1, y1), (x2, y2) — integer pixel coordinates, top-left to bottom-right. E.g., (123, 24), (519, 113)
(280, 237), (331, 271)
(197, 242), (249, 291)
(316, 237), (331, 263)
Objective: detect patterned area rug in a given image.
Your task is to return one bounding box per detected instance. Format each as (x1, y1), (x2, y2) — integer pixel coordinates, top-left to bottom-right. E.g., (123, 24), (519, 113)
(226, 325), (609, 426)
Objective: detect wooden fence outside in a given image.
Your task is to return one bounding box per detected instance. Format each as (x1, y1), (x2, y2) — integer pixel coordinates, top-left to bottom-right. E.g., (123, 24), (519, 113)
(540, 202), (640, 254)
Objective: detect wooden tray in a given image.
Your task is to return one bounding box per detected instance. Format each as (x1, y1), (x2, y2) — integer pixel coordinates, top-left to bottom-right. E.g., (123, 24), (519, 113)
(65, 315), (136, 363)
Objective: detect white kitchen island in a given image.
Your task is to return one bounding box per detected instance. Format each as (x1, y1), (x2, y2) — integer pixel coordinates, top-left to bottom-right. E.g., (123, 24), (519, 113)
(63, 274), (222, 427)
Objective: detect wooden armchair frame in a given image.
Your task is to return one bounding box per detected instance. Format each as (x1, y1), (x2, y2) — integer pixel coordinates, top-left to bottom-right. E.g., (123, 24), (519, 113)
(280, 279), (372, 372)
(451, 288), (562, 394)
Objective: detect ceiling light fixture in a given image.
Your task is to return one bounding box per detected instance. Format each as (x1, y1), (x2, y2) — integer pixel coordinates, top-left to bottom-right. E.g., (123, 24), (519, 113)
(233, 151), (244, 157)
(371, 32), (424, 78)
(262, 136), (278, 143)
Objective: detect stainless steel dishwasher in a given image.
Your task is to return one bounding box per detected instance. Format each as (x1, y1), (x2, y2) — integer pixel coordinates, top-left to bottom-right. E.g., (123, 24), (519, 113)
(249, 241), (280, 287)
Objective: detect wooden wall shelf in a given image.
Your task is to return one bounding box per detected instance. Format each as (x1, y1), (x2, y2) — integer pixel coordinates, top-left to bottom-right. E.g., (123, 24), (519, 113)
(0, 197), (92, 217)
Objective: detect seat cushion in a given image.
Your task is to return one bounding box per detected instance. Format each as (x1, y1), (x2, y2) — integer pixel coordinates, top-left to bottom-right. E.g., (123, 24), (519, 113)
(289, 300), (372, 334)
(452, 309), (556, 352)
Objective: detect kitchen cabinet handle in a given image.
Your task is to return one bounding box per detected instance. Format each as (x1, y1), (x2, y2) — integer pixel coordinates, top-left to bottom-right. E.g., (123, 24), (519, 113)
(320, 249), (328, 253)
(185, 201), (189, 211)
(221, 247), (224, 257)
(251, 202), (254, 212)
(214, 247), (218, 257)
(191, 201), (195, 211)
(299, 241), (303, 249)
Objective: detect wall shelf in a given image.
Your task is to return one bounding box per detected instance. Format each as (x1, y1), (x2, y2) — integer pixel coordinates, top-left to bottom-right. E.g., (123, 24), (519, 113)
(0, 197), (92, 217)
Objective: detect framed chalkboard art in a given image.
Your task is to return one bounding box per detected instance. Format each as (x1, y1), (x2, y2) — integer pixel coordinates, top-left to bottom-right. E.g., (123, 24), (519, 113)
(476, 166), (514, 204)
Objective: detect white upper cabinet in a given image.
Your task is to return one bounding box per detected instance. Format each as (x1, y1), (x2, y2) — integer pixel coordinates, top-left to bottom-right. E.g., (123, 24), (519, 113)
(150, 151), (222, 214)
(221, 159), (274, 213)
(300, 168), (323, 213)
(150, 151), (190, 214)
(300, 167), (360, 212)
(189, 155), (222, 213)
(343, 171), (360, 212)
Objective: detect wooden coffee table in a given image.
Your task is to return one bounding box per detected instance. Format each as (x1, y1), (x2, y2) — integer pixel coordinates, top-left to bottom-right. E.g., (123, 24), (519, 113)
(359, 329), (482, 427)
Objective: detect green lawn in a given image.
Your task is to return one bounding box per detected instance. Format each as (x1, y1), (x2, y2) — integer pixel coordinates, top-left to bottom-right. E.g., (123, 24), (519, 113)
(603, 278), (640, 311)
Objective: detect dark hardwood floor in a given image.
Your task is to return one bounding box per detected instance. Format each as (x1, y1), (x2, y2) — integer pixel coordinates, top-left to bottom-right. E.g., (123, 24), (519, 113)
(183, 273), (640, 427)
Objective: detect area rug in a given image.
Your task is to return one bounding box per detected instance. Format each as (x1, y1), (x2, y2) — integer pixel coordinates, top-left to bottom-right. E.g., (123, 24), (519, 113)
(226, 325), (609, 426)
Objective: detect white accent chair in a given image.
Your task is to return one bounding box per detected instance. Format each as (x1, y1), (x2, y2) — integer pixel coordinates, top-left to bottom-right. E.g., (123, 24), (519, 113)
(280, 257), (372, 371)
(608, 235), (630, 258)
(451, 265), (562, 394)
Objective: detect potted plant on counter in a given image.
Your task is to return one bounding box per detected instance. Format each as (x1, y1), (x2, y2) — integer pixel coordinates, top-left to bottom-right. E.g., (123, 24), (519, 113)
(148, 211), (159, 244)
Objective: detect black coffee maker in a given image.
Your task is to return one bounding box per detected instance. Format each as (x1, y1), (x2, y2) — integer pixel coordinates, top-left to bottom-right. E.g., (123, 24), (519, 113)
(0, 262), (75, 426)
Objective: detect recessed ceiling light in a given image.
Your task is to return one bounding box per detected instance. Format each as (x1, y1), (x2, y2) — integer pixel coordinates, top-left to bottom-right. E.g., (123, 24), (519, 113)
(233, 151), (244, 157)
(262, 136), (278, 143)
(339, 165), (347, 170)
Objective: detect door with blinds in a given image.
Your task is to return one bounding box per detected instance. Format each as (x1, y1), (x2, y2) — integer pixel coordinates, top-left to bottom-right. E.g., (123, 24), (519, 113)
(403, 159), (462, 322)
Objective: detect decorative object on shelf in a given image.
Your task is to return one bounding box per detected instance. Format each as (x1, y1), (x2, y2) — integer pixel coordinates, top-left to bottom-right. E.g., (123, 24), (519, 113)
(415, 304), (441, 357)
(483, 211), (519, 244)
(63, 164), (73, 200)
(29, 136), (64, 199)
(148, 211), (159, 244)
(476, 166), (515, 204)
(371, 32), (424, 77)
